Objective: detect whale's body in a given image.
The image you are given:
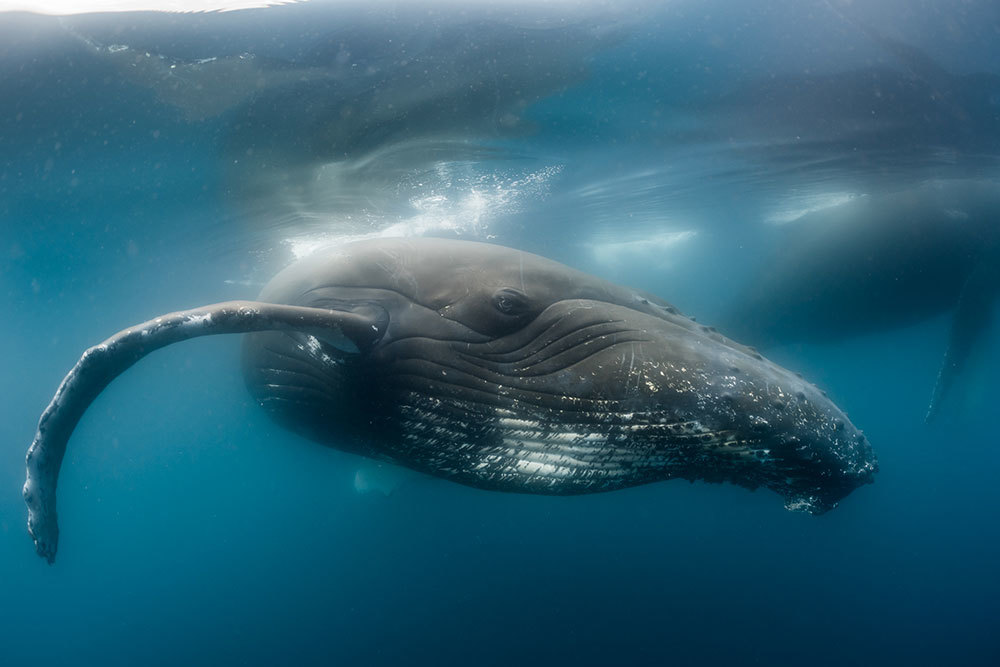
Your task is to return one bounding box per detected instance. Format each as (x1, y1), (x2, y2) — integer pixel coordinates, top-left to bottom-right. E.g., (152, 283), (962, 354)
(25, 238), (877, 563)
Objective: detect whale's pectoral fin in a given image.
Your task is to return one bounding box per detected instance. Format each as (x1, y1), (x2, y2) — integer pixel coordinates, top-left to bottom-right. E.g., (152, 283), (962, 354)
(926, 262), (998, 423)
(23, 300), (385, 563)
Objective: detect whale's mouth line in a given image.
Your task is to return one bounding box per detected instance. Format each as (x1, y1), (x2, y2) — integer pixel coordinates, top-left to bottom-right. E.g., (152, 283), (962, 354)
(376, 316), (654, 406)
(381, 303), (652, 363)
(303, 289), (680, 347)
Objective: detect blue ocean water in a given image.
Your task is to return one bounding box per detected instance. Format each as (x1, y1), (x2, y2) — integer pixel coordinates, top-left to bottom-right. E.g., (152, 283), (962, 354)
(1, 1), (998, 665)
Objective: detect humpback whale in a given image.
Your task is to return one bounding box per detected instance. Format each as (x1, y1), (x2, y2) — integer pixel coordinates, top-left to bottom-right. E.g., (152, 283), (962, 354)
(24, 238), (877, 563)
(724, 180), (1000, 421)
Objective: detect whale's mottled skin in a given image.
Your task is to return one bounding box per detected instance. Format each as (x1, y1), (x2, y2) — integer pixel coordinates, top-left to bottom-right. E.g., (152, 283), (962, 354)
(25, 238), (877, 563)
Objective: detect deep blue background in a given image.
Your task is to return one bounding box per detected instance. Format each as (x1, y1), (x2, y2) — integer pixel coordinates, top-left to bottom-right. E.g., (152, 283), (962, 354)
(1, 2), (998, 665)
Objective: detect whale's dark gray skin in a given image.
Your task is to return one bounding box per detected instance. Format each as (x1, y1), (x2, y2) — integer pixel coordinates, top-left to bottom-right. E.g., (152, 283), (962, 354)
(723, 180), (1000, 421)
(24, 238), (877, 563)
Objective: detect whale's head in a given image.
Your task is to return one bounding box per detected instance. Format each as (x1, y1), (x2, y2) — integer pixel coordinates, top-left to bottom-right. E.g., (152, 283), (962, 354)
(243, 238), (877, 512)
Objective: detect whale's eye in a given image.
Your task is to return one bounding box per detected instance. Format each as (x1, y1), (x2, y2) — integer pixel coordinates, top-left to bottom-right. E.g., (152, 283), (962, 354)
(492, 287), (530, 315)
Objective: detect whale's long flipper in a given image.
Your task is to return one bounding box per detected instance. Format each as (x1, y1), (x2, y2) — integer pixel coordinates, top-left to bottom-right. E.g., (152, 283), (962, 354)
(24, 301), (384, 563)
(926, 260), (999, 422)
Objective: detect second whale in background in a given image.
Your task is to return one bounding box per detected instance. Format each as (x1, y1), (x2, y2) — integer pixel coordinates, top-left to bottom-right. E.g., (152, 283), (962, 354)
(723, 180), (1000, 421)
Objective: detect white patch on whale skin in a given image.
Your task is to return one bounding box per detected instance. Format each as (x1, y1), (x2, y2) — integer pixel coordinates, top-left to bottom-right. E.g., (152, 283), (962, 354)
(513, 458), (571, 478)
(498, 418), (609, 444)
(183, 313), (213, 327)
(784, 495), (824, 513)
(298, 332), (354, 361)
